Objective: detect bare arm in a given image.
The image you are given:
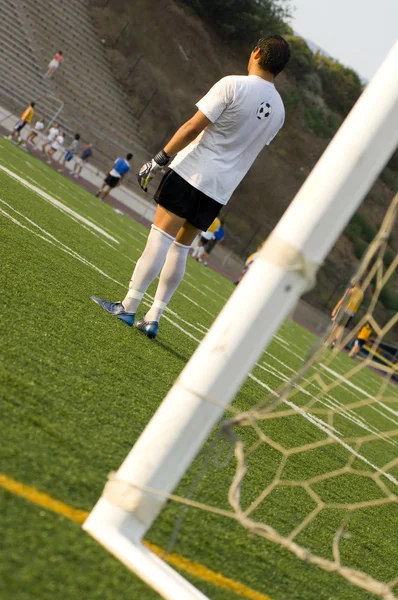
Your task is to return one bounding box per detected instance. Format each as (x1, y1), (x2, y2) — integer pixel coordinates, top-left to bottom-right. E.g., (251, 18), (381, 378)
(164, 111), (212, 157)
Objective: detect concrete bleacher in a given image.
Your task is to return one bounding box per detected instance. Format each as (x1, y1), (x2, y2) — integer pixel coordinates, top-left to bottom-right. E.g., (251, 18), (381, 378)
(0, 0), (150, 175)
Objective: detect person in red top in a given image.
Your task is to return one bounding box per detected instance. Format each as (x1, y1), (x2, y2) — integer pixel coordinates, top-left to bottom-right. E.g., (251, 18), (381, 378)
(45, 51), (64, 78)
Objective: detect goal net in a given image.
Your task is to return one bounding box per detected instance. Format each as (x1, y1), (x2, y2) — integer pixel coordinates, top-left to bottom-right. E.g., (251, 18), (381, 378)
(219, 193), (398, 600)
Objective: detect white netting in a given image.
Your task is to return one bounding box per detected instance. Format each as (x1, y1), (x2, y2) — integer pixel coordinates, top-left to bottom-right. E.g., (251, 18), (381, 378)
(221, 193), (398, 599)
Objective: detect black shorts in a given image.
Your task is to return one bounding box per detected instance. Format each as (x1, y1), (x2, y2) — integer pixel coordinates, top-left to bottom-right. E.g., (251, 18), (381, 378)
(204, 239), (217, 253)
(355, 338), (367, 348)
(15, 120), (27, 132)
(104, 174), (120, 188)
(154, 169), (222, 231)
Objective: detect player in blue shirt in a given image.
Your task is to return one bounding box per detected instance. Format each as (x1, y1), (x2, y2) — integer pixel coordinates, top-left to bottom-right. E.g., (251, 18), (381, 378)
(200, 221), (225, 265)
(96, 153), (133, 199)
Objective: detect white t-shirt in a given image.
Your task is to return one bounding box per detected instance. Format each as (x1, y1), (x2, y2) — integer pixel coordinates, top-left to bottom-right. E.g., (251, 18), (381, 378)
(47, 127), (59, 141)
(51, 134), (64, 150)
(201, 230), (215, 241)
(33, 121), (44, 133)
(170, 75), (285, 205)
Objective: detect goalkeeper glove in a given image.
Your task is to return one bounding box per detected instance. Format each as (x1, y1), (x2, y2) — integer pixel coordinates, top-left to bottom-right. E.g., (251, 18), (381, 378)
(137, 149), (170, 192)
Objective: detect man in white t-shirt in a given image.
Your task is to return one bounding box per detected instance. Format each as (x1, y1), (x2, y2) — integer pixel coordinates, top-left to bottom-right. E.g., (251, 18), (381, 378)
(91, 35), (290, 339)
(41, 123), (60, 153)
(23, 117), (45, 147)
(47, 130), (65, 161)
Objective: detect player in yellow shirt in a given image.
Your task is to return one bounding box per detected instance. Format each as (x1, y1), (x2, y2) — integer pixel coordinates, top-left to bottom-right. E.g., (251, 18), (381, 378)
(191, 217), (222, 260)
(349, 323), (373, 357)
(326, 279), (364, 348)
(8, 102), (35, 142)
(234, 246), (262, 285)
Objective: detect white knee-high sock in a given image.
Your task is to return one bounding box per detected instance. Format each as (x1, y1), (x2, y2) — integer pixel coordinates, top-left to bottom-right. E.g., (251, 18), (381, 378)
(122, 225), (175, 313)
(145, 241), (191, 322)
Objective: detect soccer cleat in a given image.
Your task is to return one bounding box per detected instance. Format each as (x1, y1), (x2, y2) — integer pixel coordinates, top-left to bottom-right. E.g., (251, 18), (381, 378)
(90, 296), (135, 326)
(135, 318), (159, 339)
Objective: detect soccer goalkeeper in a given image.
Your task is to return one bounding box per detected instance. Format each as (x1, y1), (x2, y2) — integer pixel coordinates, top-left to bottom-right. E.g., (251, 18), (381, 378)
(91, 35), (291, 339)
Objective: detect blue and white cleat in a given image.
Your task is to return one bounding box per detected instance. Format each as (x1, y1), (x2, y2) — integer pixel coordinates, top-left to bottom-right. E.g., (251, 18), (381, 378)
(90, 296), (135, 327)
(135, 318), (159, 339)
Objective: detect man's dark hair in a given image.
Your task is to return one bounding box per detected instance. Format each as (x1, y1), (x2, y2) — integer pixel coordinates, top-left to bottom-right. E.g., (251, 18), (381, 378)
(58, 50), (63, 55)
(30, 101), (35, 107)
(253, 35), (290, 76)
(75, 133), (81, 140)
(126, 152), (133, 160)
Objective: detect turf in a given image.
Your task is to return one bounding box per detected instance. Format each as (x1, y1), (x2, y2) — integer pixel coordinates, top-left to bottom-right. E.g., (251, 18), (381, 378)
(1, 139), (397, 600)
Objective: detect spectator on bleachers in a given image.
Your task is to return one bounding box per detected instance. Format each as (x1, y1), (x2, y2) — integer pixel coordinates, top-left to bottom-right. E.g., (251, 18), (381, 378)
(7, 102), (35, 142)
(23, 116), (45, 147)
(45, 51), (64, 78)
(73, 144), (93, 178)
(41, 123), (60, 153)
(60, 133), (81, 170)
(95, 153), (133, 199)
(47, 130), (65, 162)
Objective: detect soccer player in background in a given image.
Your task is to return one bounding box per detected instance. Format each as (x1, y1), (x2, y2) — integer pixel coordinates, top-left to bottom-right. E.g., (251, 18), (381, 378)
(73, 144), (93, 178)
(95, 153), (133, 199)
(349, 322), (373, 357)
(200, 221), (225, 265)
(41, 123), (60, 153)
(234, 246), (261, 285)
(7, 102), (35, 142)
(60, 133), (81, 170)
(191, 217), (221, 259)
(24, 115), (45, 147)
(91, 35), (291, 339)
(47, 130), (65, 162)
(326, 279), (364, 348)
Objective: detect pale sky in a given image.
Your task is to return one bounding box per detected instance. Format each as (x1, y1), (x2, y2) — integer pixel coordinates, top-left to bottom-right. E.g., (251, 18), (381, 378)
(290, 0), (398, 80)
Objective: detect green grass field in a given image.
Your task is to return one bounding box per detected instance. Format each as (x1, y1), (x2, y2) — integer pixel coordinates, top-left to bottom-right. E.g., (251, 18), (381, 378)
(1, 139), (398, 600)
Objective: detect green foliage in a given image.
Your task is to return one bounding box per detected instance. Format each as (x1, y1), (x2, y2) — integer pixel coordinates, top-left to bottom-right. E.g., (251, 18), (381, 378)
(303, 101), (338, 138)
(345, 221), (362, 243)
(284, 35), (315, 79)
(345, 213), (376, 244)
(180, 0), (291, 43)
(281, 88), (301, 111)
(383, 249), (395, 268)
(315, 53), (363, 117)
(380, 166), (398, 191)
(379, 286), (398, 312)
(353, 239), (368, 260)
(353, 213), (377, 243)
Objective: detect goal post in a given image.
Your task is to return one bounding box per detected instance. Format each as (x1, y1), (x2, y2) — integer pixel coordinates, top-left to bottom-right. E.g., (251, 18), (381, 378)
(83, 41), (398, 600)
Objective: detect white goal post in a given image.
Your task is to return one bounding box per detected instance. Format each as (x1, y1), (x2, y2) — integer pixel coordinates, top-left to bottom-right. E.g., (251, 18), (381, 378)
(83, 41), (398, 600)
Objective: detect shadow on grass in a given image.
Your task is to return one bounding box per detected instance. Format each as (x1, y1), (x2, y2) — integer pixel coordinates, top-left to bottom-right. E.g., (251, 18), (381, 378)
(153, 338), (190, 364)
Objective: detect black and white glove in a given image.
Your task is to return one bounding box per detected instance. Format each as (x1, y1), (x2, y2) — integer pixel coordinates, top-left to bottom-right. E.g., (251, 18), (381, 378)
(137, 149), (170, 192)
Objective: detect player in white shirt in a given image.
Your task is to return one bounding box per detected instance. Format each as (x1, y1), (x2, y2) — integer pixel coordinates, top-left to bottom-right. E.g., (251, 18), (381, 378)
(91, 35), (290, 339)
(24, 118), (45, 147)
(47, 131), (65, 161)
(41, 123), (60, 153)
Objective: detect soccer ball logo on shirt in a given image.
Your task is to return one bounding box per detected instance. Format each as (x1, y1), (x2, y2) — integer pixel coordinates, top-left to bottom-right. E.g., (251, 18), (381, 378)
(256, 101), (272, 120)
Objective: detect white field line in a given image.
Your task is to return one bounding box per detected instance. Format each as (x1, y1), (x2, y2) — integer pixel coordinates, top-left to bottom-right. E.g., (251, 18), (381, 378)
(0, 202), (209, 336)
(321, 364), (398, 424)
(254, 361), (394, 443)
(3, 203), (398, 486)
(0, 165), (119, 243)
(202, 283), (229, 302)
(261, 352), (398, 436)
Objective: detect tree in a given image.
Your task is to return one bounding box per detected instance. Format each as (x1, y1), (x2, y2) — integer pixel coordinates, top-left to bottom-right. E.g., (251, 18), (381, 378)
(284, 35), (315, 80)
(181, 0), (291, 44)
(315, 53), (363, 117)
